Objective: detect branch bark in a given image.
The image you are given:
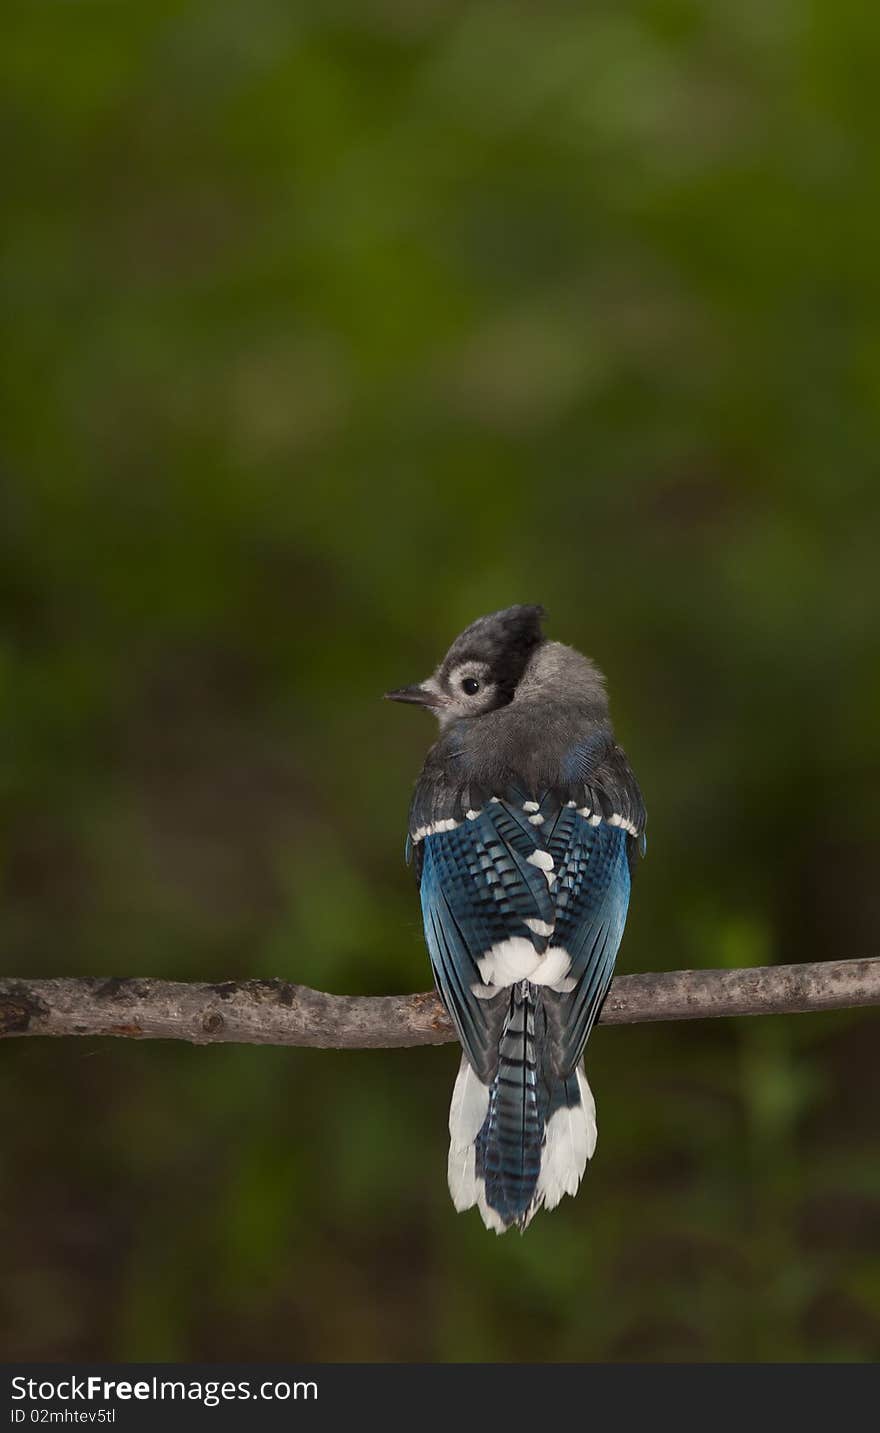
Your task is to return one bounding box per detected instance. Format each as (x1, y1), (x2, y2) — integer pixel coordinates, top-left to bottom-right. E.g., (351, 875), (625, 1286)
(0, 958), (878, 1050)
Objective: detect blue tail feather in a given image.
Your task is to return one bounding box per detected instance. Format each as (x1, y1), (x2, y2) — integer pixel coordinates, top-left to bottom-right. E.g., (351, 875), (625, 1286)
(466, 983), (596, 1231)
(475, 984), (545, 1227)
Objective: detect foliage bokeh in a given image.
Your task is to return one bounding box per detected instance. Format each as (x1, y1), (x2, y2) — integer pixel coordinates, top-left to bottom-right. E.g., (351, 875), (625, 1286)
(2, 1), (880, 1361)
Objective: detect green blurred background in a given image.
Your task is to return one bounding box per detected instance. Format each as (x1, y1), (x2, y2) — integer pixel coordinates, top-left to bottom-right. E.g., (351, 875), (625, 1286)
(2, 0), (880, 1362)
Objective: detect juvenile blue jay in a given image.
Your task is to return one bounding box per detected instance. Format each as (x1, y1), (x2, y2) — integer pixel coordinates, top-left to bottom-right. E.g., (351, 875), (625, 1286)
(386, 605), (645, 1232)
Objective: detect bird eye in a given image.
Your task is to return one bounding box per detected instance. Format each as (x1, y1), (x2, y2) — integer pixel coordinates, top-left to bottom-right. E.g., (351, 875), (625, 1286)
(461, 677), (480, 696)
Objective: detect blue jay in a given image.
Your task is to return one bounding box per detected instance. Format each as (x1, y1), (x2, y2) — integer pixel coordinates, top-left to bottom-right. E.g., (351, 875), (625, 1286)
(386, 605), (645, 1232)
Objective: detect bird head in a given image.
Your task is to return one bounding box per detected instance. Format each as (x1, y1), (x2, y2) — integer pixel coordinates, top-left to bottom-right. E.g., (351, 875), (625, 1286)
(385, 604), (546, 728)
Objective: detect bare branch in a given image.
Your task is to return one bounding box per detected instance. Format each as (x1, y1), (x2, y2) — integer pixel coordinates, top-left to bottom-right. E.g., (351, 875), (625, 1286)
(0, 958), (878, 1050)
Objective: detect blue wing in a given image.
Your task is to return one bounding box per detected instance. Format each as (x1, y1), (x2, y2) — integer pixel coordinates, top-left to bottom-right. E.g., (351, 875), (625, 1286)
(417, 797), (556, 1082)
(542, 803), (632, 1074)
(414, 785), (636, 1083)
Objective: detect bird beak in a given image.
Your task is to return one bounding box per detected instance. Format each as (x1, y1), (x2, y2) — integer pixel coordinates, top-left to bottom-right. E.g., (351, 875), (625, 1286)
(384, 681), (447, 709)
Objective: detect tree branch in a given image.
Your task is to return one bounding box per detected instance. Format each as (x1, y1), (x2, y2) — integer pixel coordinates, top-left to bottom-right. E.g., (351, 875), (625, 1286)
(0, 958), (877, 1050)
